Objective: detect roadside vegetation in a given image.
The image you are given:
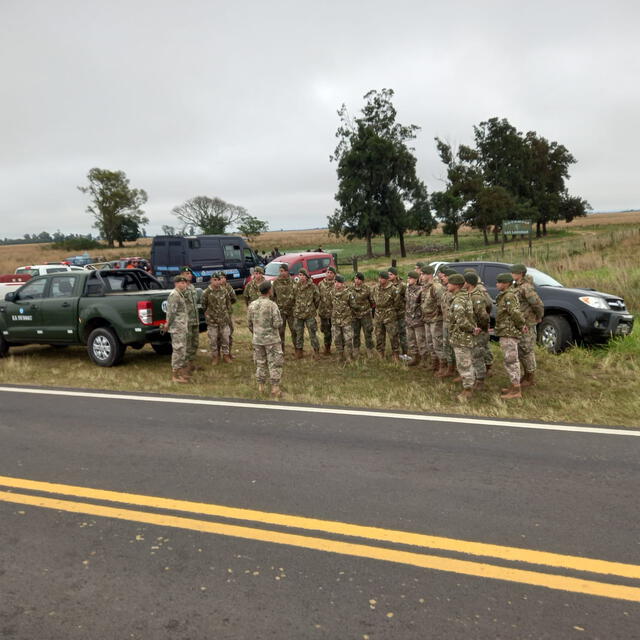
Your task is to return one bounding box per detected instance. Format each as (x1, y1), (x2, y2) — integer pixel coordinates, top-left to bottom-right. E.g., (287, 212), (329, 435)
(1, 212), (638, 427)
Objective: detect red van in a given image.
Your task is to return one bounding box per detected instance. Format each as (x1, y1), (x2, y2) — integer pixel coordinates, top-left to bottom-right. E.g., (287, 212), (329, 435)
(262, 252), (337, 284)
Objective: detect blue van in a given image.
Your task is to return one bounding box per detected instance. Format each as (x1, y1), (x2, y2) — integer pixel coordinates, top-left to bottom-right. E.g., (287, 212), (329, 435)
(151, 235), (260, 290)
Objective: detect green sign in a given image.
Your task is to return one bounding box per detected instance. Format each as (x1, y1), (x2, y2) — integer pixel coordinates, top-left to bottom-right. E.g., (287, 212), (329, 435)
(503, 220), (531, 236)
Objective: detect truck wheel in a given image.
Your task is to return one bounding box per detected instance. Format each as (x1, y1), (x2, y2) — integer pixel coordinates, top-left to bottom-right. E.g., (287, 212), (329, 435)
(151, 342), (173, 356)
(0, 334), (9, 358)
(87, 327), (125, 366)
(538, 315), (572, 353)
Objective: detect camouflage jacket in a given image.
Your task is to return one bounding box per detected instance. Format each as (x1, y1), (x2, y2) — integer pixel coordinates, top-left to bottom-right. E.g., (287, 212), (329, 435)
(165, 289), (189, 334)
(224, 282), (237, 308)
(495, 287), (525, 338)
(421, 280), (444, 322)
(348, 283), (374, 319)
(449, 289), (476, 348)
(404, 283), (424, 327)
(247, 297), (283, 346)
(184, 283), (200, 326)
(317, 278), (335, 318)
(441, 289), (454, 324)
(372, 282), (398, 324)
(513, 276), (544, 325)
(293, 280), (320, 319)
(469, 287), (491, 332)
(272, 275), (296, 314)
(201, 286), (231, 326)
(390, 278), (407, 316)
(330, 287), (356, 326)
(243, 277), (263, 306)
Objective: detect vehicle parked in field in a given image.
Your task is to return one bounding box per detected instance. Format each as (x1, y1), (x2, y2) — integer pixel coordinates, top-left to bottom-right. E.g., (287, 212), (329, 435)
(0, 268), (204, 366)
(151, 235), (260, 290)
(0, 274), (32, 299)
(431, 261), (634, 352)
(263, 252), (337, 284)
(15, 264), (85, 277)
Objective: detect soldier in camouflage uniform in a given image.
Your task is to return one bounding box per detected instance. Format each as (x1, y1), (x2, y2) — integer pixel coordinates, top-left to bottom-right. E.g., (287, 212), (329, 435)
(464, 272), (492, 389)
(495, 273), (527, 399)
(510, 264), (544, 387)
(293, 268), (320, 359)
(247, 280), (284, 398)
(180, 267), (202, 372)
(201, 273), (232, 365)
(317, 266), (336, 355)
(243, 266), (265, 306)
(330, 274), (357, 363)
(349, 272), (374, 356)
(405, 271), (427, 367)
(372, 271), (400, 361)
(388, 267), (408, 355)
(464, 268), (494, 374)
(435, 267), (456, 378)
(420, 266), (444, 371)
(218, 272), (237, 357)
(160, 275), (191, 383)
(272, 263), (297, 353)
(447, 273), (477, 399)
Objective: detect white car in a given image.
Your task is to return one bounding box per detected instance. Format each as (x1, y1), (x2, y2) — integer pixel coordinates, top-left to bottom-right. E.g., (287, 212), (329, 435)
(14, 264), (85, 277)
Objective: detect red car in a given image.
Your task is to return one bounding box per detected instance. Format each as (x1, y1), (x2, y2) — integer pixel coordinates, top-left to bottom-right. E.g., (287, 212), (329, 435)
(262, 252), (336, 284)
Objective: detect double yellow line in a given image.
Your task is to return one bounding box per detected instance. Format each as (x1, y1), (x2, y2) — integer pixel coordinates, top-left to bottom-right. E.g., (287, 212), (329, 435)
(1, 475), (639, 602)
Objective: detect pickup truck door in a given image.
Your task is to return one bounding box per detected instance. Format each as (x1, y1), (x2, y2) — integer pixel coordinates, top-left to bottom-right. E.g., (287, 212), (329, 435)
(1, 277), (47, 342)
(36, 274), (80, 341)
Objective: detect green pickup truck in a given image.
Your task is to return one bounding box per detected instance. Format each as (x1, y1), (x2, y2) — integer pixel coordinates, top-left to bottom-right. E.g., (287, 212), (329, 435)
(0, 268), (199, 366)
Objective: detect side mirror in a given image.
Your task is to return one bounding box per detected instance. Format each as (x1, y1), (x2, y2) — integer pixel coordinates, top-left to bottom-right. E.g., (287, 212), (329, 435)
(4, 291), (16, 302)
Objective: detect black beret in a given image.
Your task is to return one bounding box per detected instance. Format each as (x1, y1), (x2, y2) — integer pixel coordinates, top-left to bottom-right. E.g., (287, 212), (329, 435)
(448, 273), (465, 285)
(497, 273), (514, 283)
(464, 272), (479, 285)
(258, 280), (272, 294)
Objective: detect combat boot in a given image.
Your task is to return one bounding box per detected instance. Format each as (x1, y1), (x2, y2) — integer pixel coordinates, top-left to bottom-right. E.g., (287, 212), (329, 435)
(457, 388), (473, 401)
(179, 367), (192, 381)
(313, 348), (320, 360)
(376, 350), (386, 359)
(295, 348), (304, 360)
(430, 357), (440, 372)
(407, 354), (420, 367)
(474, 379), (485, 390)
(452, 374), (463, 383)
(324, 345), (331, 356)
(211, 354), (219, 365)
(391, 352), (400, 363)
(270, 384), (283, 399)
(171, 368), (189, 383)
(485, 363), (494, 377)
(500, 384), (522, 399)
(257, 382), (266, 393)
(520, 371), (535, 388)
(222, 354), (233, 364)
(434, 362), (448, 378)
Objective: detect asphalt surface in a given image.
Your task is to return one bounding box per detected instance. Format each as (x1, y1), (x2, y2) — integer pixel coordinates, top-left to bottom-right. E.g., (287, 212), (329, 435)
(0, 386), (638, 639)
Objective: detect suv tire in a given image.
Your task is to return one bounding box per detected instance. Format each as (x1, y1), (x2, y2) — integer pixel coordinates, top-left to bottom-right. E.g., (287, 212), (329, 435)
(151, 342), (173, 356)
(538, 315), (572, 353)
(0, 334), (9, 358)
(87, 327), (125, 366)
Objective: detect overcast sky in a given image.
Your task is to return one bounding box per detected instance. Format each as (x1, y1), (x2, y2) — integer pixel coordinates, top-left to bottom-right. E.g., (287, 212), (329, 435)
(1, 0), (638, 238)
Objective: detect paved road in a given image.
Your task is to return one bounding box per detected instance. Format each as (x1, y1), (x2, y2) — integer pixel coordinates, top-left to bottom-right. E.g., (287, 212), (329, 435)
(0, 386), (638, 639)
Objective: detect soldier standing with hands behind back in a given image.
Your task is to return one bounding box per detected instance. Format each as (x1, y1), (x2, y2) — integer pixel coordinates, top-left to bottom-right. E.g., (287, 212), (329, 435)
(160, 275), (191, 383)
(317, 266), (337, 355)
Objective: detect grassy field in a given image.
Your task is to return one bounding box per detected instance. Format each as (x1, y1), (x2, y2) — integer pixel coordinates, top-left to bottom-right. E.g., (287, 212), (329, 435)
(1, 211), (638, 427)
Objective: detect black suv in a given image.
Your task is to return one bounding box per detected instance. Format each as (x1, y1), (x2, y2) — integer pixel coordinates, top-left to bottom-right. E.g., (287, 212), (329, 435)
(433, 261), (634, 352)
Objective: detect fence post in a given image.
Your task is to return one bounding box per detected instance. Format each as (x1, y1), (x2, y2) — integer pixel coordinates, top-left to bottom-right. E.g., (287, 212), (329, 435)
(391, 258), (397, 268)
(351, 256), (358, 273)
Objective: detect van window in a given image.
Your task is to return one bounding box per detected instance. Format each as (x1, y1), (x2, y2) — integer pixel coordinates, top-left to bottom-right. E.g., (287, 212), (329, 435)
(265, 262), (284, 276)
(188, 239), (201, 249)
(306, 257), (331, 272)
(244, 248), (256, 266)
(223, 245), (242, 261)
(288, 261), (302, 275)
(169, 240), (182, 247)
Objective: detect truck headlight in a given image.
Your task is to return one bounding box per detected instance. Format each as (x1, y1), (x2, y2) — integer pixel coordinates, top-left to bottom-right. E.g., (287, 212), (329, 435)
(579, 296), (609, 310)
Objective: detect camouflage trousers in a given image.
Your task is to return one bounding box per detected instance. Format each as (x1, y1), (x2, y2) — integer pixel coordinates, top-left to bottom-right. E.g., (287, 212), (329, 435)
(396, 314), (408, 354)
(374, 317), (399, 354)
(406, 323), (427, 358)
(352, 313), (374, 350)
(453, 345), (475, 389)
(482, 330), (494, 367)
(471, 333), (488, 380)
(518, 325), (537, 374)
(500, 337), (521, 385)
(442, 323), (455, 365)
(319, 316), (332, 348)
(424, 321), (444, 361)
(186, 324), (199, 363)
(278, 310), (297, 349)
(207, 323), (231, 355)
(294, 316), (320, 351)
(253, 342), (284, 384)
(332, 322), (354, 357)
(170, 328), (188, 370)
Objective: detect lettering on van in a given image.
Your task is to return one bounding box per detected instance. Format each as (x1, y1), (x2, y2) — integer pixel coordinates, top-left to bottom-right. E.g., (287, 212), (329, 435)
(11, 315), (33, 321)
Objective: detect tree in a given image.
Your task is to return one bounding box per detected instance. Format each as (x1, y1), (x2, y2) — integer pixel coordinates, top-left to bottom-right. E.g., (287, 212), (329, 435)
(78, 168), (148, 247)
(430, 189), (465, 251)
(161, 225), (177, 236)
(407, 182), (436, 236)
(237, 215), (269, 241)
(330, 89), (424, 258)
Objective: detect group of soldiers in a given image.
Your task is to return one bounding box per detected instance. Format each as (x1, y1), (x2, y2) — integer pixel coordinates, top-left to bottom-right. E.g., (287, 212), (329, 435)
(161, 260), (544, 401)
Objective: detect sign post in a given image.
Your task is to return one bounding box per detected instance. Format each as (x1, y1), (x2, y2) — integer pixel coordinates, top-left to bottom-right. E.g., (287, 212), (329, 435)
(502, 220), (533, 256)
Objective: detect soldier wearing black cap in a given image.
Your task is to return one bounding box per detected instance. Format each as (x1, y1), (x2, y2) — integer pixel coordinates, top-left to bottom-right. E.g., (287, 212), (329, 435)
(388, 266), (408, 356)
(243, 266), (265, 306)
(318, 266), (337, 355)
(463, 271), (491, 388)
(349, 272), (375, 356)
(405, 271), (427, 366)
(435, 267), (457, 378)
(179, 266), (202, 373)
(293, 268), (320, 359)
(330, 274), (357, 363)
(372, 271), (400, 361)
(420, 265), (445, 371)
(447, 273), (476, 400)
(272, 262), (297, 353)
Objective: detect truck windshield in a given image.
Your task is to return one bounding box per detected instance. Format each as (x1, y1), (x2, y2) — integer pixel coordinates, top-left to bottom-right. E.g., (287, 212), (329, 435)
(527, 267), (563, 287)
(265, 262), (285, 276)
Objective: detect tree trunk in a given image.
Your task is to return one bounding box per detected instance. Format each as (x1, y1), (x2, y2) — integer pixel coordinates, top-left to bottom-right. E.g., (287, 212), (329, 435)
(453, 229), (459, 251)
(493, 225), (500, 243)
(366, 232), (373, 259)
(399, 231), (406, 258)
(536, 221), (542, 238)
(542, 221), (548, 236)
(482, 226), (489, 246)
(384, 234), (391, 257)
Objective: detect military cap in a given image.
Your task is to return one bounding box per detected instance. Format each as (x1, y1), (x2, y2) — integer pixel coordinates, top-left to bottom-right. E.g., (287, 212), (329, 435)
(422, 265), (435, 275)
(210, 272), (221, 279)
(354, 272), (365, 280)
(254, 266), (265, 274)
(407, 270), (419, 279)
(388, 266), (398, 275)
(335, 274), (345, 283)
(416, 261), (425, 268)
(510, 263), (527, 274)
(463, 267), (478, 274)
(258, 280), (272, 294)
(327, 266), (337, 274)
(298, 268), (310, 278)
(173, 275), (188, 283)
(441, 267), (456, 276)
(180, 266), (193, 274)
(378, 270), (390, 279)
(497, 273), (514, 283)
(464, 272), (479, 285)
(448, 273), (465, 285)
(278, 263), (289, 271)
